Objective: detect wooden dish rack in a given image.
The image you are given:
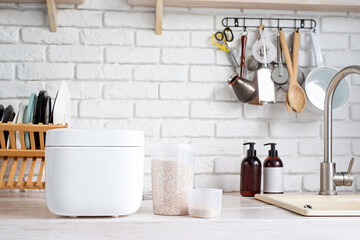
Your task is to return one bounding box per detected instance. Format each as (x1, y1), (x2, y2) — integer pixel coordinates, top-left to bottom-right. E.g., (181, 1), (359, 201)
(0, 122), (67, 189)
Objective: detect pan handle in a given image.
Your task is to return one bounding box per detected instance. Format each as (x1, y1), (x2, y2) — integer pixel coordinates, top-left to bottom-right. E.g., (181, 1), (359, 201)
(310, 29), (324, 67)
(240, 34), (247, 77)
(240, 35), (247, 68)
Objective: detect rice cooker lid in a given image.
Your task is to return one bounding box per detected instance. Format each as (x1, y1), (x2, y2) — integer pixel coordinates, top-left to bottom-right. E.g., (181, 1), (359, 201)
(46, 129), (144, 147)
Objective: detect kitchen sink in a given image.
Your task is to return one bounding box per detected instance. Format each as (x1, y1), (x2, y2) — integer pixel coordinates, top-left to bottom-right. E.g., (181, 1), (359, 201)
(255, 193), (360, 216)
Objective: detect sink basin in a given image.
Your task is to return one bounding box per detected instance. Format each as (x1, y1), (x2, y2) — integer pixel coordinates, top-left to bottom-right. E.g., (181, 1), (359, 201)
(255, 193), (360, 216)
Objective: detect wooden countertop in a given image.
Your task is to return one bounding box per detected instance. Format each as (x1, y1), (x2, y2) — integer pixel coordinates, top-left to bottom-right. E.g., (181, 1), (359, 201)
(1, 192), (359, 240)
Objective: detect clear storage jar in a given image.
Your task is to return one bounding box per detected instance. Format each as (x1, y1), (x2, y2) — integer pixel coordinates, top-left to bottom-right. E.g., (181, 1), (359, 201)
(150, 143), (194, 216)
(188, 189), (223, 218)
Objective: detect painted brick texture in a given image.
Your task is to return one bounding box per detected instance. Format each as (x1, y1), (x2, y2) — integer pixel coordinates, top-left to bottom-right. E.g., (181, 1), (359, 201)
(0, 0), (359, 194)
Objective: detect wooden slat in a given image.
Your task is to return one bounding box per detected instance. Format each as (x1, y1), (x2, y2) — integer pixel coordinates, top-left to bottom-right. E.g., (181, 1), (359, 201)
(9, 130), (16, 149)
(0, 181), (45, 189)
(0, 131), (5, 149)
(39, 130), (45, 150)
(128, 0), (360, 12)
(16, 158), (27, 187)
(26, 157), (37, 187)
(0, 157), (8, 183)
(0, 122), (67, 131)
(19, 131), (25, 150)
(7, 157), (18, 187)
(0, 0), (83, 3)
(46, 0), (57, 32)
(30, 131), (36, 150)
(0, 150), (44, 157)
(36, 158), (45, 187)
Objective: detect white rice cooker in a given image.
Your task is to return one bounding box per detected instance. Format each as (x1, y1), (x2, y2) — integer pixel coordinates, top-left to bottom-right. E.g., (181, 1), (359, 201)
(45, 129), (144, 217)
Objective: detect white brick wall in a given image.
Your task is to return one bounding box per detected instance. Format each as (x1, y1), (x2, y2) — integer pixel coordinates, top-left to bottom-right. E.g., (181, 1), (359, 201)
(0, 0), (360, 194)
(48, 45), (102, 63)
(162, 48), (214, 64)
(106, 47), (160, 63)
(57, 10), (102, 27)
(0, 9), (44, 26)
(80, 29), (133, 46)
(21, 27), (78, 44)
(76, 64), (131, 80)
(0, 26), (19, 43)
(136, 30), (190, 47)
(18, 63), (74, 80)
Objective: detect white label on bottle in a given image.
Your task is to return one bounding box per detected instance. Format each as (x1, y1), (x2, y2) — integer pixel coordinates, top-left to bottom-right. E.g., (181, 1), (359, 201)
(263, 167), (283, 193)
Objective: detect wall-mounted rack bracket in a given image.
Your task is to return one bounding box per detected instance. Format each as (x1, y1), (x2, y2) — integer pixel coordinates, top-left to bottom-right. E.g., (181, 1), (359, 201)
(155, 0), (163, 35)
(0, 0), (84, 32)
(128, 0), (360, 35)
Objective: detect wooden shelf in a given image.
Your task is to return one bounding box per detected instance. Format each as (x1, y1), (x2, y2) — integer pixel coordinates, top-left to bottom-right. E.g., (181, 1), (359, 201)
(0, 0), (84, 32)
(0, 0), (82, 3)
(128, 0), (360, 34)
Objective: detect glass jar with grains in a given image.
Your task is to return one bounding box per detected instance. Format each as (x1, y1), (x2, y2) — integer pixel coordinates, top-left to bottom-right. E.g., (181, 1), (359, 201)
(150, 143), (194, 216)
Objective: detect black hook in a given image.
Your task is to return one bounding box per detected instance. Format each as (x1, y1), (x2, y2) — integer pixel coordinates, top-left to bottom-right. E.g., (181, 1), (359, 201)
(277, 18), (280, 29)
(300, 19), (305, 28)
(312, 19), (317, 29)
(222, 17), (227, 27)
(235, 18), (239, 27)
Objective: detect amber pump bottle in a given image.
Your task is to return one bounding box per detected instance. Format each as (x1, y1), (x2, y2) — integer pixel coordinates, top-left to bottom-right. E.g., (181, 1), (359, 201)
(263, 143), (284, 194)
(240, 142), (262, 197)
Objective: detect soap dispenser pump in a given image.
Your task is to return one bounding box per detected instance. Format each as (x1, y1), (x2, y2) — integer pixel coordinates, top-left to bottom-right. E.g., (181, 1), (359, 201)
(240, 142), (262, 197)
(263, 143), (284, 194)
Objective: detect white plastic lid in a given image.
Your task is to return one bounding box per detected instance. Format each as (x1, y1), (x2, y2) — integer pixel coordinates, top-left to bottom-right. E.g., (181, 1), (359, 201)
(149, 143), (195, 153)
(46, 129), (144, 147)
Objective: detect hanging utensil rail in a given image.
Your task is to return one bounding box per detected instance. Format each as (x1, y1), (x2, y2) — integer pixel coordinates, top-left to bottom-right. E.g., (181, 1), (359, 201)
(222, 17), (316, 30)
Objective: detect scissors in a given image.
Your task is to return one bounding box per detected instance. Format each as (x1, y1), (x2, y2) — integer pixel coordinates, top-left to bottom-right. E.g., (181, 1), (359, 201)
(211, 27), (239, 72)
(215, 27), (235, 43)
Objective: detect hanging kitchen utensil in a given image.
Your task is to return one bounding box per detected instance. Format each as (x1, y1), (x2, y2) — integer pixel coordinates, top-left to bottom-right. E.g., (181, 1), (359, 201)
(239, 29), (248, 78)
(227, 72), (258, 103)
(280, 67), (305, 92)
(272, 31), (289, 86)
(255, 26), (275, 103)
(252, 26), (276, 64)
(246, 55), (260, 72)
(304, 29), (350, 112)
(292, 30), (300, 112)
(279, 29), (306, 113)
(227, 28), (258, 103)
(211, 28), (239, 73)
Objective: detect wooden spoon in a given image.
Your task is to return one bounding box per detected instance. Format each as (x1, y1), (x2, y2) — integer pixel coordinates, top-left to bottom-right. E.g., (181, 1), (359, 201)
(291, 30), (306, 113)
(290, 30), (299, 113)
(279, 29), (306, 113)
(285, 93), (291, 111)
(279, 30), (294, 112)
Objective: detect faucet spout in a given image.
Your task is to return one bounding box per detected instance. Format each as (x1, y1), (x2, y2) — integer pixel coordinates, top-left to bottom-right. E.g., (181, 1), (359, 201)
(320, 65), (360, 195)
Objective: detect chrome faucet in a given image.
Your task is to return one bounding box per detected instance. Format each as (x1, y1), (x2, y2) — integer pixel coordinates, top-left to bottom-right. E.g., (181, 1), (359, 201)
(319, 65), (360, 195)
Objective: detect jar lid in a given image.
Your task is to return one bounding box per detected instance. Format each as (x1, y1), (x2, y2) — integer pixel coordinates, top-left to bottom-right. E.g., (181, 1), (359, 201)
(149, 143), (195, 153)
(46, 129), (144, 147)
